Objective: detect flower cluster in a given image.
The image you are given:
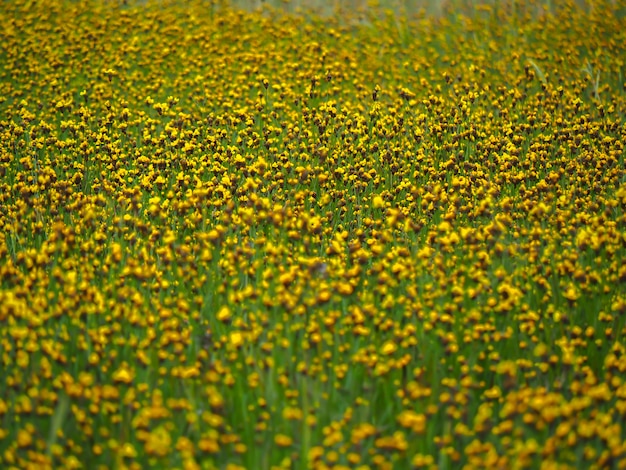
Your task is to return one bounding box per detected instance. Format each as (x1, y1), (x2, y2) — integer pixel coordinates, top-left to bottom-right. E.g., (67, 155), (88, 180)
(0, 0), (625, 468)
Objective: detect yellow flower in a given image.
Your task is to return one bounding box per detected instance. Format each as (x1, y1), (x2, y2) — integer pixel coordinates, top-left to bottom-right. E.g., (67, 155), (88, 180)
(119, 442), (137, 458)
(533, 343), (549, 358)
(282, 407), (303, 420)
(336, 281), (354, 295)
(484, 386), (502, 400)
(216, 306), (231, 322)
(374, 431), (408, 451)
(563, 284), (580, 302)
(412, 453), (435, 467)
(372, 195), (384, 209)
(397, 410), (426, 433)
(307, 216), (322, 234)
(230, 331), (243, 348)
(274, 434), (293, 447)
(145, 426), (172, 457)
(17, 428), (33, 448)
(381, 341), (397, 355)
(112, 364), (134, 384)
(198, 437), (220, 453)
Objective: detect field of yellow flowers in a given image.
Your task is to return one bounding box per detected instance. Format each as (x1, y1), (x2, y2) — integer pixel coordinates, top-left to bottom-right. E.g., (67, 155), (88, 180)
(1, 0), (625, 468)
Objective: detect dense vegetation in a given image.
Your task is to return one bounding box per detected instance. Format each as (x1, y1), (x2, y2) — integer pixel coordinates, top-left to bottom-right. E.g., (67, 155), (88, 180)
(1, 0), (625, 468)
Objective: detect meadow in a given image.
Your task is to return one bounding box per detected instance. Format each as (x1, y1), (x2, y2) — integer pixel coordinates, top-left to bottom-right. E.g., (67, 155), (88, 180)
(0, 0), (625, 468)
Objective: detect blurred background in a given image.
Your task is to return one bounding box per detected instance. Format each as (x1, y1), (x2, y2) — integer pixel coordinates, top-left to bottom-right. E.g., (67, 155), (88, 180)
(218, 0), (612, 18)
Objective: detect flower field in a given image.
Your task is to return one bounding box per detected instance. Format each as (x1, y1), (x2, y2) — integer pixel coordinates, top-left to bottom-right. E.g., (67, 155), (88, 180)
(1, 0), (625, 468)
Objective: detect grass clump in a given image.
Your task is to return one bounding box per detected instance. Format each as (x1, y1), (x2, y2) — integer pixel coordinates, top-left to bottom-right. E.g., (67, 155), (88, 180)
(0, 0), (625, 469)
